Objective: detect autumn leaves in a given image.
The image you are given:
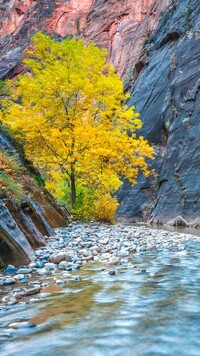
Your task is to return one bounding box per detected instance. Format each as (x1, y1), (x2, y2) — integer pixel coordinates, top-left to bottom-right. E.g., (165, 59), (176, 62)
(2, 32), (154, 221)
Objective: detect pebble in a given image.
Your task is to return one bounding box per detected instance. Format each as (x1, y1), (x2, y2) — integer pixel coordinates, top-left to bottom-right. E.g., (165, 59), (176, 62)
(99, 238), (109, 245)
(5, 265), (16, 275)
(1, 222), (200, 308)
(8, 322), (36, 329)
(37, 268), (48, 276)
(49, 252), (69, 264)
(45, 262), (56, 270)
(58, 261), (70, 270)
(56, 280), (65, 285)
(36, 261), (45, 268)
(3, 279), (16, 286)
(17, 268), (32, 274)
(108, 270), (116, 275)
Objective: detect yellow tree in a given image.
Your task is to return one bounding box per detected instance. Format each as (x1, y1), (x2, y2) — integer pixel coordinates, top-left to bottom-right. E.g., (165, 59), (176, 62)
(3, 32), (154, 213)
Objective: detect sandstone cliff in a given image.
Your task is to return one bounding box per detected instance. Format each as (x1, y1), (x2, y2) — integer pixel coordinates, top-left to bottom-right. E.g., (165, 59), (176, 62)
(117, 0), (200, 224)
(0, 0), (200, 227)
(0, 128), (69, 267)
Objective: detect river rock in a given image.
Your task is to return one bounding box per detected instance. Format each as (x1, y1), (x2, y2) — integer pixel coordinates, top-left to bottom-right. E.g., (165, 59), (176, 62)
(36, 260), (45, 268)
(8, 322), (36, 329)
(49, 252), (71, 264)
(28, 262), (37, 268)
(17, 268), (32, 274)
(99, 238), (109, 245)
(37, 268), (48, 276)
(90, 245), (100, 252)
(7, 298), (18, 305)
(108, 257), (120, 265)
(190, 218), (200, 228)
(15, 287), (41, 299)
(5, 265), (16, 275)
(119, 250), (129, 257)
(72, 265), (80, 271)
(167, 215), (189, 227)
(45, 262), (56, 270)
(3, 278), (16, 286)
(56, 280), (65, 285)
(58, 261), (70, 270)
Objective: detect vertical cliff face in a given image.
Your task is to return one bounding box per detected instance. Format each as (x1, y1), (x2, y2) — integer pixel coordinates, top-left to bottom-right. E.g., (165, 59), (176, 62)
(84, 0), (171, 78)
(0, 0), (200, 226)
(0, 0), (169, 80)
(0, 0), (94, 78)
(0, 0), (94, 37)
(116, 0), (200, 224)
(0, 128), (70, 267)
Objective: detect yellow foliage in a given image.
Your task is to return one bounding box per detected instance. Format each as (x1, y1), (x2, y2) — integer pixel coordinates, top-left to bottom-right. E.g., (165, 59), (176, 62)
(2, 32), (155, 215)
(93, 194), (119, 223)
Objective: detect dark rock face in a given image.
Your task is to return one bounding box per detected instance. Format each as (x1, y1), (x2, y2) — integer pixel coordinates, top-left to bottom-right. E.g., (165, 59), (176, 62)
(1, 0), (200, 226)
(117, 0), (200, 224)
(0, 200), (35, 267)
(0, 129), (69, 267)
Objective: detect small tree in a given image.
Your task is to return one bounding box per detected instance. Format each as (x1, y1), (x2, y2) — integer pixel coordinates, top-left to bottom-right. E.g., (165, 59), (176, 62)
(3, 32), (154, 216)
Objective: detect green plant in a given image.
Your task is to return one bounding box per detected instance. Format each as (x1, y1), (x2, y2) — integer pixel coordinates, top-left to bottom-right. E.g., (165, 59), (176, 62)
(3, 32), (154, 211)
(165, 120), (170, 129)
(0, 151), (24, 202)
(182, 116), (191, 128)
(143, 33), (155, 48)
(0, 172), (23, 202)
(32, 174), (45, 187)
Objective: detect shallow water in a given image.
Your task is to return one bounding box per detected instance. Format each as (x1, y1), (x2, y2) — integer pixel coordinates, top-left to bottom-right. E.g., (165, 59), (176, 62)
(1, 240), (200, 356)
(134, 222), (200, 237)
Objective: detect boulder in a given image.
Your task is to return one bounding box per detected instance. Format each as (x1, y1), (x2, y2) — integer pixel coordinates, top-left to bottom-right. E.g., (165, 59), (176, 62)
(166, 216), (189, 227)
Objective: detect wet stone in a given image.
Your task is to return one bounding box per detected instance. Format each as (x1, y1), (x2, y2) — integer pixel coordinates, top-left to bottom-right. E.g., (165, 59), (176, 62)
(49, 252), (68, 264)
(37, 268), (48, 276)
(58, 261), (70, 270)
(8, 322), (36, 329)
(56, 280), (65, 285)
(1, 222), (199, 310)
(5, 265), (16, 275)
(3, 279), (15, 286)
(36, 261), (44, 268)
(17, 268), (32, 274)
(45, 262), (56, 270)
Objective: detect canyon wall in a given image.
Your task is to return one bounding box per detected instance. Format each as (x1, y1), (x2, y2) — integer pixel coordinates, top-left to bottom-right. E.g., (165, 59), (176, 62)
(0, 0), (200, 226)
(117, 0), (200, 224)
(0, 128), (70, 267)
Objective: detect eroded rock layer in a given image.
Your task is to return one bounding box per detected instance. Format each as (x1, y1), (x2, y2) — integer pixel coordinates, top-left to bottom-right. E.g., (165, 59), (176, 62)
(117, 0), (200, 224)
(0, 0), (200, 226)
(0, 129), (69, 267)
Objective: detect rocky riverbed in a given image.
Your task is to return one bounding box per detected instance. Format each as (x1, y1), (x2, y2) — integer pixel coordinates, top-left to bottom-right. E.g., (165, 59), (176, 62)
(0, 222), (200, 309)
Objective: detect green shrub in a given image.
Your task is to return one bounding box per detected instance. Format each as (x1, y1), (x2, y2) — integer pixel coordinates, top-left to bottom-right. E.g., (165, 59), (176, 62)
(0, 172), (23, 202)
(0, 152), (24, 202)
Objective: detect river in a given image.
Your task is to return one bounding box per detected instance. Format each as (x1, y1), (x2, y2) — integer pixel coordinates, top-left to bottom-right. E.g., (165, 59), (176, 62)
(0, 224), (200, 355)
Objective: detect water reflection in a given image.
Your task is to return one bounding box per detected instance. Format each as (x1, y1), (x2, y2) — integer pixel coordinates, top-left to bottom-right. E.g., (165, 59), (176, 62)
(1, 243), (200, 356)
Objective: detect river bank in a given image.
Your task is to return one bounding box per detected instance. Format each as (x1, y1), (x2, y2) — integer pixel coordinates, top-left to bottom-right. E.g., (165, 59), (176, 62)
(1, 222), (200, 355)
(0, 222), (200, 307)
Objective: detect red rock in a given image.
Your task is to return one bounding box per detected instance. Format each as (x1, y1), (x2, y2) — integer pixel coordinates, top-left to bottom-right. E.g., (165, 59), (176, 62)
(0, 0), (93, 38)
(0, 0), (171, 80)
(83, 0), (172, 78)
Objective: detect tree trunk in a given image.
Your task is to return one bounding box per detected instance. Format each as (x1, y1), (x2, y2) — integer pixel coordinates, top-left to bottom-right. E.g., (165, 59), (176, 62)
(70, 170), (76, 209)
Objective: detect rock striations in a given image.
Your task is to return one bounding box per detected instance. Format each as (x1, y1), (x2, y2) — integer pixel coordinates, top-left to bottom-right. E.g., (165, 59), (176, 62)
(0, 128), (70, 267)
(0, 0), (200, 227)
(116, 0), (200, 224)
